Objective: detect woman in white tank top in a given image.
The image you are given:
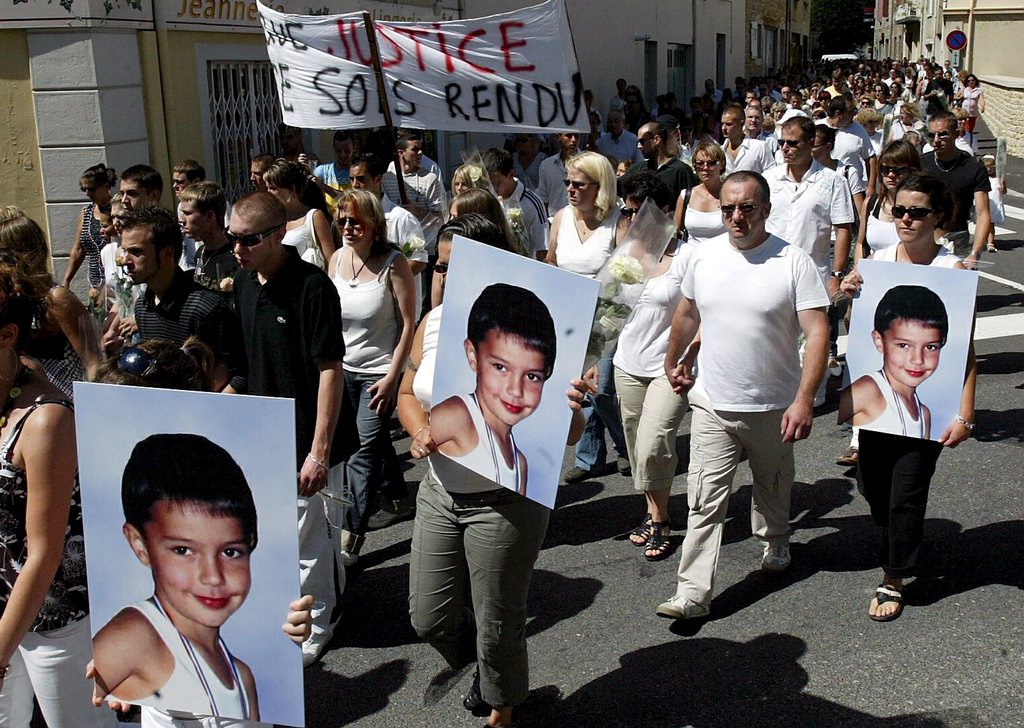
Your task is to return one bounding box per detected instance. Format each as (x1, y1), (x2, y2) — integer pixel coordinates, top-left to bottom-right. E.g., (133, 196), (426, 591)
(673, 140), (726, 245)
(838, 173), (976, 624)
(263, 160), (335, 266)
(328, 190), (416, 565)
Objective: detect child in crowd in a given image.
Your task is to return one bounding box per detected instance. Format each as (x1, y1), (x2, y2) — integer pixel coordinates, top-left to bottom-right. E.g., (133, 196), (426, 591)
(840, 285), (949, 440)
(430, 283), (557, 496)
(91, 434), (260, 720)
(982, 155), (1006, 253)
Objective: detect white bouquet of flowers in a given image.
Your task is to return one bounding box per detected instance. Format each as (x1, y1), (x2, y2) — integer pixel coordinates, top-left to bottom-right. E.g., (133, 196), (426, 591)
(584, 199), (676, 370)
(402, 234), (426, 259)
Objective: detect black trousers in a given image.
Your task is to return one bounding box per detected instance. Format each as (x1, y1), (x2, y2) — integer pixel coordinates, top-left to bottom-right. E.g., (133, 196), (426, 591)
(856, 429), (943, 578)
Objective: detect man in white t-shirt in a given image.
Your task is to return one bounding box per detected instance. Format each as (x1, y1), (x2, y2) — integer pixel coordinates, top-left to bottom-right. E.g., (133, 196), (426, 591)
(720, 104), (776, 175)
(826, 96), (878, 195)
(482, 147), (549, 260)
(655, 171), (828, 620)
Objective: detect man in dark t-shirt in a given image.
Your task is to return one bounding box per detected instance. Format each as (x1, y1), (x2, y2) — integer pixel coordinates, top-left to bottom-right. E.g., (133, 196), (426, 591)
(228, 191), (356, 666)
(921, 110), (990, 266)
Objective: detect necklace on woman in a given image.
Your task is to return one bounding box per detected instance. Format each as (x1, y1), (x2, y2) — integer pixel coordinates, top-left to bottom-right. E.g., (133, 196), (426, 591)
(348, 251), (369, 287)
(0, 366), (30, 429)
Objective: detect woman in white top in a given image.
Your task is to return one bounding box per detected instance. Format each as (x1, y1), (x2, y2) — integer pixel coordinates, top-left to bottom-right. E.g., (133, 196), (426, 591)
(398, 214), (588, 728)
(614, 173), (698, 561)
(264, 160), (335, 268)
(673, 140), (726, 246)
(329, 190), (415, 565)
(889, 101), (924, 142)
(959, 74), (984, 149)
(839, 173), (976, 623)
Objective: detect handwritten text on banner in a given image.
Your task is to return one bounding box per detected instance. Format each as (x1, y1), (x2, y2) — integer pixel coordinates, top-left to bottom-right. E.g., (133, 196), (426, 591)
(258, 0), (587, 133)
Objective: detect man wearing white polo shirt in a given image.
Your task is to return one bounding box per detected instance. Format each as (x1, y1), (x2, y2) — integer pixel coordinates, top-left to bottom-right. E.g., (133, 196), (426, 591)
(720, 104), (775, 175)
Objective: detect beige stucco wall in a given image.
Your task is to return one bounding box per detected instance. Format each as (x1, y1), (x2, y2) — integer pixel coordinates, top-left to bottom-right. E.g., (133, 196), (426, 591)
(979, 76), (1024, 156)
(0, 30), (47, 233)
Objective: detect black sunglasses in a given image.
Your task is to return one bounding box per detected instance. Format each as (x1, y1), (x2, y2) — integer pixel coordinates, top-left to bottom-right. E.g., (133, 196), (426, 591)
(562, 179), (590, 189)
(336, 216), (365, 228)
(880, 165), (910, 176)
(225, 223), (282, 248)
(620, 207), (638, 218)
(779, 139), (803, 148)
(433, 262), (449, 274)
(891, 205), (935, 220)
(118, 347), (160, 379)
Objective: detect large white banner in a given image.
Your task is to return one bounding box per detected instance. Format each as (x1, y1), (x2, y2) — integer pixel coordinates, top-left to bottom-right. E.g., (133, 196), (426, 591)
(258, 0), (588, 133)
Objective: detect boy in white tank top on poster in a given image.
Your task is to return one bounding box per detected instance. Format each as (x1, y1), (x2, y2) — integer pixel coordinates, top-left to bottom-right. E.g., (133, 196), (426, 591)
(430, 284), (557, 497)
(90, 434), (259, 721)
(840, 285), (948, 439)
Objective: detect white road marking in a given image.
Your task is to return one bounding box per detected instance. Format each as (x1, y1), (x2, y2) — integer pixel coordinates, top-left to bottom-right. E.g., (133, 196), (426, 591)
(979, 271), (1024, 292)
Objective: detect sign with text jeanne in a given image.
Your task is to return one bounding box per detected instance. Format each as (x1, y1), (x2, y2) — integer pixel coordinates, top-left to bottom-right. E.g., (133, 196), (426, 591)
(258, 0), (588, 133)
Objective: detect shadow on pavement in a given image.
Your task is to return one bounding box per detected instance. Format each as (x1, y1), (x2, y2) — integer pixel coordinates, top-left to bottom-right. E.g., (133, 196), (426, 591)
(515, 633), (947, 727)
(975, 291), (1024, 313)
(305, 658), (409, 728)
(527, 568), (603, 637)
(976, 351), (1024, 377)
(971, 407), (1024, 443)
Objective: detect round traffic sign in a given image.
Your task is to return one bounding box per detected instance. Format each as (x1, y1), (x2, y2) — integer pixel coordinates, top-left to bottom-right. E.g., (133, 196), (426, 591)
(946, 30), (967, 51)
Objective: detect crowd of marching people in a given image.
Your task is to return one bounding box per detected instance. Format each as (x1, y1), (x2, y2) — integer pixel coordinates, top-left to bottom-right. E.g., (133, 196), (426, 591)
(0, 53), (993, 727)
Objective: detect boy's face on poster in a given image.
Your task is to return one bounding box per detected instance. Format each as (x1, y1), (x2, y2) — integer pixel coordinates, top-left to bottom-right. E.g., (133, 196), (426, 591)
(125, 502), (252, 631)
(465, 330), (547, 428)
(872, 319), (942, 389)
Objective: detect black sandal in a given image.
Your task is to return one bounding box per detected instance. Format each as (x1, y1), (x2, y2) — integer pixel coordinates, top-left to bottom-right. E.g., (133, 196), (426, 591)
(644, 521), (672, 561)
(628, 513), (653, 547)
(869, 583), (904, 622)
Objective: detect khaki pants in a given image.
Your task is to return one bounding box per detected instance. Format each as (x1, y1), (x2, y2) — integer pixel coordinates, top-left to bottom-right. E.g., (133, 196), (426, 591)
(673, 388), (795, 606)
(614, 368), (689, 492)
(408, 469), (549, 708)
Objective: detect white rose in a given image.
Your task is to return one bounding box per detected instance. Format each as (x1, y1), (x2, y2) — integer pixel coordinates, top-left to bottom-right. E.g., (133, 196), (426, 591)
(608, 255), (644, 285)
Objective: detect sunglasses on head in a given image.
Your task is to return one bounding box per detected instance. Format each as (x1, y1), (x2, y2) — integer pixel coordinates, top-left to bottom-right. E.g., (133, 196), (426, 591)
(118, 347), (160, 379)
(225, 223), (282, 247)
(563, 179), (590, 189)
(891, 205), (934, 220)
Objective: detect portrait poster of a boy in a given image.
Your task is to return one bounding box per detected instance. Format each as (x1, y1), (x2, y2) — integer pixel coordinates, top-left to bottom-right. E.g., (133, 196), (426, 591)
(839, 259), (978, 442)
(74, 383), (304, 727)
(430, 236), (599, 508)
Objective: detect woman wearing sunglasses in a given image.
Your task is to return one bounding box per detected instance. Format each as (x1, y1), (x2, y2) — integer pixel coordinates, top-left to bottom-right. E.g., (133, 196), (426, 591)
(673, 140), (726, 245)
(63, 164), (117, 292)
(328, 189), (416, 565)
(0, 260), (116, 727)
(839, 173), (976, 622)
(545, 151), (631, 482)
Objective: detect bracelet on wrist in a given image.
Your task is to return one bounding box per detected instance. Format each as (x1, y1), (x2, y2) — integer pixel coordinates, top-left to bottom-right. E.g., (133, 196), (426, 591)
(306, 453), (329, 471)
(953, 414), (975, 431)
(414, 425), (429, 439)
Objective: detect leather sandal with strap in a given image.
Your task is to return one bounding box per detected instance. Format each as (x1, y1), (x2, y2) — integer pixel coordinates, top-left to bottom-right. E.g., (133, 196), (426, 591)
(644, 520), (672, 561)
(628, 512), (653, 546)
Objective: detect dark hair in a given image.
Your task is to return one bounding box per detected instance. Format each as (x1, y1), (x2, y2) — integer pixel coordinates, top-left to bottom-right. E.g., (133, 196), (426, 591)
(449, 189), (521, 255)
(814, 124), (837, 146)
(122, 433), (258, 549)
(81, 163), (118, 188)
(928, 110), (957, 132)
(332, 130), (353, 144)
(723, 170), (771, 205)
(896, 173), (956, 229)
(352, 152), (386, 179)
(250, 154), (275, 173)
(121, 205), (183, 261)
(781, 116), (816, 142)
(618, 170), (672, 211)
(873, 285), (948, 346)
(395, 131), (423, 151)
(121, 164), (164, 195)
(172, 159), (206, 182)
(177, 181), (227, 223)
(827, 96), (849, 117)
(878, 140), (922, 170)
(467, 283), (556, 378)
(97, 336), (215, 391)
(264, 159), (329, 217)
(436, 213), (510, 252)
(481, 148), (514, 176)
(0, 258), (49, 351)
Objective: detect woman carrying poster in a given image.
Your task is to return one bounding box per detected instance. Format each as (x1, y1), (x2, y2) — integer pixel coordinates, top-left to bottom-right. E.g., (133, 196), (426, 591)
(398, 214), (590, 728)
(838, 173), (977, 623)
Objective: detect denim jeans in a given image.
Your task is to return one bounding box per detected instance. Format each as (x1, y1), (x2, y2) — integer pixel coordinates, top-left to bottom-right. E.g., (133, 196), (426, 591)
(343, 371), (403, 534)
(574, 346), (627, 470)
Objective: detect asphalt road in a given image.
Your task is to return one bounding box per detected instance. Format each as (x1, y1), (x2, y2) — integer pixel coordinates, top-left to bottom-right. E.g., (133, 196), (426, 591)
(306, 196), (1024, 727)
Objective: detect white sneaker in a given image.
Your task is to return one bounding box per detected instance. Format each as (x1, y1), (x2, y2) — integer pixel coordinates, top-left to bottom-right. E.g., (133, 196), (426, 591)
(656, 595), (710, 620)
(302, 636), (328, 666)
(827, 357), (844, 377)
(761, 543), (791, 572)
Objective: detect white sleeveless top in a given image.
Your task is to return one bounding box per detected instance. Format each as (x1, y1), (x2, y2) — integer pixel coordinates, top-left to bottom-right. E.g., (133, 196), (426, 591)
(415, 307), (509, 494)
(683, 207), (726, 245)
(334, 249), (401, 374)
(554, 209), (620, 277)
(281, 209), (316, 249)
(121, 597), (250, 720)
(873, 243), (961, 268)
(863, 370), (925, 438)
(441, 393), (522, 492)
(864, 200), (901, 254)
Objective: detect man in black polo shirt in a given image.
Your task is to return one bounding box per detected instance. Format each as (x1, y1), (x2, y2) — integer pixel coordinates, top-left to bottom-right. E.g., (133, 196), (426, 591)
(228, 191), (355, 666)
(620, 116), (698, 201)
(118, 205), (244, 390)
(922, 110), (990, 267)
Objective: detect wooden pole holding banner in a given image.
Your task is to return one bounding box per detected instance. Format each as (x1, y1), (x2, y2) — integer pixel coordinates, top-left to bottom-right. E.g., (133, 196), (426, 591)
(362, 11), (409, 205)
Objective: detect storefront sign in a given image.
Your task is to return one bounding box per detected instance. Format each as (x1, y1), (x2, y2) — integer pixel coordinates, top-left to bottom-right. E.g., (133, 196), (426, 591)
(161, 0), (453, 32)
